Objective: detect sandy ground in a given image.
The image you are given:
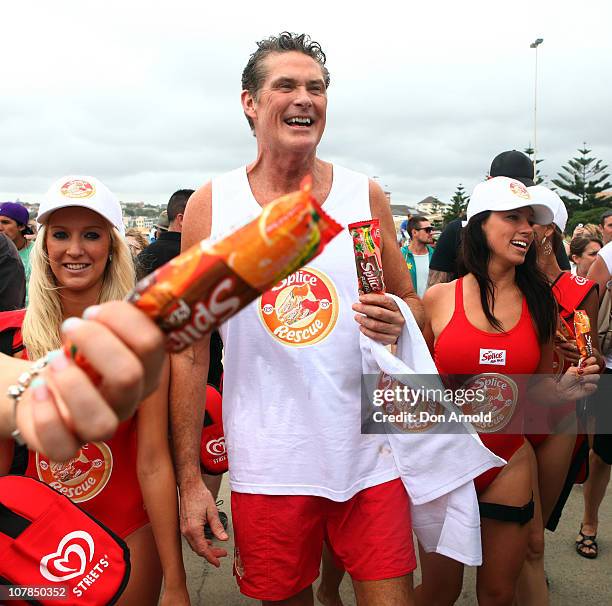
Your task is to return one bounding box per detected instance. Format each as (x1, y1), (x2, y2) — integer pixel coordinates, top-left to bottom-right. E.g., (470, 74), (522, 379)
(179, 480), (611, 605)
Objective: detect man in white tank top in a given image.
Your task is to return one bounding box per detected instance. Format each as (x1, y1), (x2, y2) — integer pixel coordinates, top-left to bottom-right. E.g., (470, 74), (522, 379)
(170, 32), (423, 605)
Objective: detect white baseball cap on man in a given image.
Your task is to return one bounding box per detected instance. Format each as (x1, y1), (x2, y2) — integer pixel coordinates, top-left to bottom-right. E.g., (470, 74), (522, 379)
(37, 176), (125, 235)
(466, 176), (555, 226)
(527, 185), (568, 232)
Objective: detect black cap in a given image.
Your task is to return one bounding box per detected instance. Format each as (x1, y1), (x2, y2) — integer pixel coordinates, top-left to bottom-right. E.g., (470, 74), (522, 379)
(490, 150), (534, 187)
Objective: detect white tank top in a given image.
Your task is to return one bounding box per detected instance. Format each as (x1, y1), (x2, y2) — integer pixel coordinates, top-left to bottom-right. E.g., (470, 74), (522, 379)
(211, 165), (399, 500)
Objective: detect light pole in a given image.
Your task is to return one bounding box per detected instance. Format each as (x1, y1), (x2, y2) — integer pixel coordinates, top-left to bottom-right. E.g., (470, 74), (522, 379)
(530, 38), (544, 176)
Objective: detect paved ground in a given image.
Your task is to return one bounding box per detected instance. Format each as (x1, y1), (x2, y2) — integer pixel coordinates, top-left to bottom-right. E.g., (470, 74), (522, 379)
(181, 481), (611, 605)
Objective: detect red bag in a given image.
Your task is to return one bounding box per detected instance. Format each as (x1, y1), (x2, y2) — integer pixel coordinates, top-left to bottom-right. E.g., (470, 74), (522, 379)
(0, 475), (130, 605)
(0, 309), (26, 356)
(200, 385), (228, 475)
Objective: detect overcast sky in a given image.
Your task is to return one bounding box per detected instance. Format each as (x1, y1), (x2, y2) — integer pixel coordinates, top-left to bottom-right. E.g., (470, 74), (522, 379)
(2, 0), (611, 208)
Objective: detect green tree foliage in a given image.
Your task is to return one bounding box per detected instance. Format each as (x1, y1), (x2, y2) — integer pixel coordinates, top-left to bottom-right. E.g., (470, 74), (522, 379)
(443, 184), (469, 224)
(552, 145), (612, 211)
(566, 208), (609, 238)
(524, 146), (545, 184)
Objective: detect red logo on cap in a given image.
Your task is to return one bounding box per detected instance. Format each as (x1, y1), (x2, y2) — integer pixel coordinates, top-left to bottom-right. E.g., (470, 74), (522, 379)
(60, 179), (96, 199)
(509, 181), (529, 199)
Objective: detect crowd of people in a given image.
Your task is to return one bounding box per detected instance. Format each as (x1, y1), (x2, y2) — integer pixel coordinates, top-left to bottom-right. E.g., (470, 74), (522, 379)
(1, 31), (611, 606)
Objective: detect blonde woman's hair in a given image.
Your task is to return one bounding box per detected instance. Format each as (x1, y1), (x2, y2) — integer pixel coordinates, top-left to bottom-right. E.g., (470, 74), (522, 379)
(125, 228), (149, 256)
(582, 223), (603, 239)
(23, 225), (135, 360)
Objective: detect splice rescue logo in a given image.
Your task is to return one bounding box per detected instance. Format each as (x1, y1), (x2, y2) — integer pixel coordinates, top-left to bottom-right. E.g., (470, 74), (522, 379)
(460, 373), (518, 433)
(36, 442), (113, 503)
(60, 179), (95, 199)
(258, 267), (338, 347)
(376, 372), (442, 433)
(40, 530), (111, 597)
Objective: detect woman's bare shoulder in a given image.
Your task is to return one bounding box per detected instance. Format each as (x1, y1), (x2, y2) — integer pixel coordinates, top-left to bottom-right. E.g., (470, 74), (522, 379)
(424, 279), (457, 306)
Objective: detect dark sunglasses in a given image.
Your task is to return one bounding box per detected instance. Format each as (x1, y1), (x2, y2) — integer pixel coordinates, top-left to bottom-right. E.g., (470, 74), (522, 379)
(415, 226), (433, 233)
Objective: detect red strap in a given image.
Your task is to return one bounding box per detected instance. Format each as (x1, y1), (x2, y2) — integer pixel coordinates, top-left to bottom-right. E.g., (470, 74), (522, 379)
(553, 273), (596, 320)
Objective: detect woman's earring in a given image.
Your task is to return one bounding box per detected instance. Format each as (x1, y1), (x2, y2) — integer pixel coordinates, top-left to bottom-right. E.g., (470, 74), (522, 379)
(108, 253), (113, 263)
(541, 236), (553, 256)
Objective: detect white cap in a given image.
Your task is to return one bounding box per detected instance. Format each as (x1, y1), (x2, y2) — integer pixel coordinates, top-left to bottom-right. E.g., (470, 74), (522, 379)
(37, 176), (125, 235)
(467, 176), (555, 225)
(528, 185), (568, 232)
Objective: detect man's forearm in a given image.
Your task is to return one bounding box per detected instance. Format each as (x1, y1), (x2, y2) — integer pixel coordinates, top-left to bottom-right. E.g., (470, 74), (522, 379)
(169, 349), (208, 487)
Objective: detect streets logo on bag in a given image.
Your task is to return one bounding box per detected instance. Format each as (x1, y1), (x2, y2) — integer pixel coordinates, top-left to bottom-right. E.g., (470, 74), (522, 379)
(570, 274), (588, 286)
(40, 531), (95, 582)
(206, 437), (226, 457)
(40, 530), (111, 598)
(36, 442), (113, 503)
(205, 437), (227, 467)
(258, 267), (338, 347)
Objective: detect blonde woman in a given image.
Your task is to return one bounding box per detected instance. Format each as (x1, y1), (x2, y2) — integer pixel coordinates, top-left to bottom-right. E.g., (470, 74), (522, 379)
(6, 176), (189, 606)
(125, 227), (149, 259)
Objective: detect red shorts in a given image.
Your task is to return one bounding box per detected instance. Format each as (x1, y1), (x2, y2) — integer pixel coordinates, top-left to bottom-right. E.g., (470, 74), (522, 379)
(231, 478), (416, 601)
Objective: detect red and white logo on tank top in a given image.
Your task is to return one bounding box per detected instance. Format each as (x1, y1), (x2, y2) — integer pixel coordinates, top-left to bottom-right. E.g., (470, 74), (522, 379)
(479, 348), (507, 366)
(36, 442), (113, 503)
(460, 374), (518, 433)
(376, 372), (444, 433)
(258, 267), (339, 347)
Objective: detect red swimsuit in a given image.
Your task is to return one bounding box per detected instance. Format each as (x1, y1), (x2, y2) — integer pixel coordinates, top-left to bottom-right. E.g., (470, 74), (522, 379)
(25, 416), (149, 539)
(434, 278), (541, 494)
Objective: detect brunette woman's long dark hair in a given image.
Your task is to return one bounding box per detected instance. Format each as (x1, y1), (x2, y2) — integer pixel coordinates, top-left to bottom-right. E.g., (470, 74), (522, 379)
(457, 211), (556, 344)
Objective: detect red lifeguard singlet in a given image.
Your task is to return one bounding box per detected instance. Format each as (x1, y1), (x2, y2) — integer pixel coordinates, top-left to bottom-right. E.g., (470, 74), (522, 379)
(434, 278), (541, 494)
(25, 416), (148, 539)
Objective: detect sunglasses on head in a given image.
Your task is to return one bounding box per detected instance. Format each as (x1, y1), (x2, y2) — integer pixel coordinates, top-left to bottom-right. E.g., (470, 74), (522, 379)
(415, 226), (433, 233)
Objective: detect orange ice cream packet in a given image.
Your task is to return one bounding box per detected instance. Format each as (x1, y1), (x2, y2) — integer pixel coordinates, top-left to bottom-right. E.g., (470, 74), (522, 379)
(127, 177), (342, 352)
(574, 309), (593, 363)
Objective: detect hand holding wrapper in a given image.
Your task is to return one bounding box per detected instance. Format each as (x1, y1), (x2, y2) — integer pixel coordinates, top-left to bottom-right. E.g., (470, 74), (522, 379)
(64, 178), (342, 376)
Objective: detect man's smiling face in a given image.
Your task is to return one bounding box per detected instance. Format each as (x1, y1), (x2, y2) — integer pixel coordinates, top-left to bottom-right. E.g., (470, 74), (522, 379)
(246, 51), (328, 153)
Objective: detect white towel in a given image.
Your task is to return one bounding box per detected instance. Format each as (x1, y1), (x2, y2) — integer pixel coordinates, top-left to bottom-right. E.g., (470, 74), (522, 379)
(360, 294), (505, 565)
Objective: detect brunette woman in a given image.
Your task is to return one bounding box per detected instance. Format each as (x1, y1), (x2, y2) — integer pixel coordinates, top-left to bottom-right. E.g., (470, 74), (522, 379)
(416, 177), (599, 606)
(570, 235), (603, 278)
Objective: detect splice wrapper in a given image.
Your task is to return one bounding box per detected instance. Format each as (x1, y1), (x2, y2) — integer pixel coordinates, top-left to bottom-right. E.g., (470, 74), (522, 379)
(574, 309), (593, 362)
(128, 178), (342, 352)
(348, 219), (385, 295)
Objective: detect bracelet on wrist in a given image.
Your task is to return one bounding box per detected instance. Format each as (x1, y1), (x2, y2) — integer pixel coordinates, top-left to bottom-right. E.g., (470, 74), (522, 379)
(7, 357), (49, 446)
